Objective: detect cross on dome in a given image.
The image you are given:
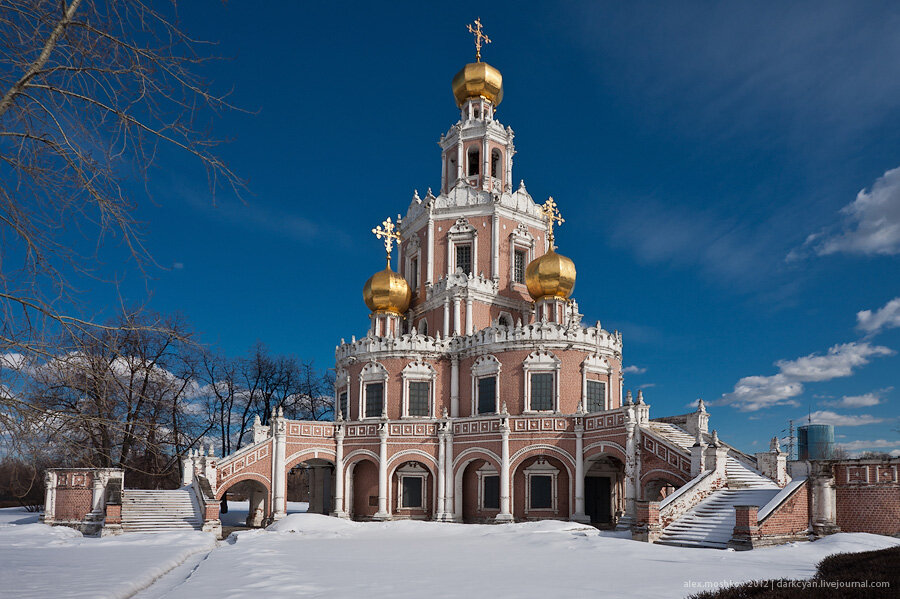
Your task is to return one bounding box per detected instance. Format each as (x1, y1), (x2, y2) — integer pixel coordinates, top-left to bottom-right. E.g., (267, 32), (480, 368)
(372, 216), (403, 267)
(466, 18), (491, 62)
(539, 197), (565, 249)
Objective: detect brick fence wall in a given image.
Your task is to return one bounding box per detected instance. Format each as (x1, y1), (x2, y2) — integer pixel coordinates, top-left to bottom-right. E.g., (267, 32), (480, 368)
(833, 460), (899, 536)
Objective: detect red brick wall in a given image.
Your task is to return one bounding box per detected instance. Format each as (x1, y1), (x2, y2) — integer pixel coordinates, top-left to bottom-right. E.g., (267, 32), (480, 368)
(833, 461), (900, 536)
(55, 487), (93, 521)
(512, 455), (570, 519)
(759, 482), (810, 537)
(351, 459), (379, 519)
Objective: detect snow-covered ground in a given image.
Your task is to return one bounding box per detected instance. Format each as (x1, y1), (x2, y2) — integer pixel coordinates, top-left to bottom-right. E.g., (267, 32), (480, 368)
(219, 500), (308, 528)
(2, 507), (898, 599)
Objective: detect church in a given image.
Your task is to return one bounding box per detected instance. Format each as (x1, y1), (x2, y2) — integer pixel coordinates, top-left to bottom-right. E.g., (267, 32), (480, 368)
(42, 21), (898, 550)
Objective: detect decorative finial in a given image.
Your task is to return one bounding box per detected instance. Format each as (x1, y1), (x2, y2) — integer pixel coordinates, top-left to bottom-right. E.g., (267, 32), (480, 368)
(697, 398), (706, 413)
(538, 197), (565, 249)
(501, 401), (508, 416)
(277, 406), (283, 418)
(770, 436), (781, 453)
(625, 390), (633, 405)
(372, 216), (403, 269)
(711, 430), (720, 446)
(576, 401), (585, 416)
(466, 18), (491, 62)
(442, 407), (449, 419)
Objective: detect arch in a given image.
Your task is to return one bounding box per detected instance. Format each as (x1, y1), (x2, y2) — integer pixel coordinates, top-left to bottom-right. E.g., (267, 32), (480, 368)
(510, 444), (576, 473)
(490, 148), (502, 178)
(285, 448), (336, 472)
(344, 448), (380, 466)
(348, 457), (379, 520)
(216, 472), (271, 499)
(511, 453), (572, 519)
(583, 441), (627, 463)
(467, 146), (480, 176)
(388, 457), (438, 518)
(452, 446), (501, 471)
(639, 469), (687, 488)
(387, 449), (438, 470)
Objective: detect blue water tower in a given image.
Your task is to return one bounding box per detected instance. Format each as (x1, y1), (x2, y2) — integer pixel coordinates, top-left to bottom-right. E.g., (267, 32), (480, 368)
(798, 424), (835, 460)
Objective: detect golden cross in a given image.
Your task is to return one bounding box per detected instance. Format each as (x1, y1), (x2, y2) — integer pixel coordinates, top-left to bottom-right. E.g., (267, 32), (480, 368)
(467, 18), (491, 62)
(539, 197), (565, 248)
(372, 216), (403, 268)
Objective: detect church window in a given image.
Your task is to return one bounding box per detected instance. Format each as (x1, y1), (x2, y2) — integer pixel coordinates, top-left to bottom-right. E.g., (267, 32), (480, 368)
(408, 381), (430, 417)
(339, 390), (348, 419)
(477, 376), (497, 414)
(587, 380), (606, 413)
(529, 475), (553, 509)
(401, 476), (423, 508)
(467, 147), (480, 176)
(409, 256), (418, 291)
(365, 382), (383, 418)
(482, 475), (500, 510)
(456, 244), (472, 275)
(530, 373), (554, 411)
(491, 149), (501, 178)
(514, 249), (526, 284)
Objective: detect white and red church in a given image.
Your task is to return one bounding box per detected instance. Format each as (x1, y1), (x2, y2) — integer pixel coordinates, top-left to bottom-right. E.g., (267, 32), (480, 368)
(42, 28), (900, 549)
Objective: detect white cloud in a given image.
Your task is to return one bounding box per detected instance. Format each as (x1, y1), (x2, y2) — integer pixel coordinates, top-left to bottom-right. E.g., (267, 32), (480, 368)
(638, 383), (656, 389)
(0, 353), (26, 370)
(857, 297), (900, 336)
(807, 166), (900, 257)
(806, 410), (884, 427)
(623, 365), (646, 374)
(822, 387), (891, 408)
(719, 342), (894, 411)
(837, 439), (900, 451)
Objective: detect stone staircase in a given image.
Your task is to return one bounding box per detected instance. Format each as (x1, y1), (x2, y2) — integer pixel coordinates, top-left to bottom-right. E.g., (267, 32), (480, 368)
(121, 489), (204, 533)
(657, 458), (781, 549)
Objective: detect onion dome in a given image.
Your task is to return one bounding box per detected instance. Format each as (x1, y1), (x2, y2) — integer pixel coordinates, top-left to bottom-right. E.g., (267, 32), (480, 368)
(363, 265), (411, 315)
(525, 249), (576, 301)
(452, 62), (503, 107)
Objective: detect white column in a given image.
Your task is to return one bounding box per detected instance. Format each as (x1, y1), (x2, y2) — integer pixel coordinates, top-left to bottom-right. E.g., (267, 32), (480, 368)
(450, 356), (459, 417)
(436, 430), (446, 521)
(491, 214), (500, 283)
(443, 298), (450, 337)
(456, 138), (464, 180)
(453, 297), (461, 336)
(482, 136), (489, 190)
(427, 217), (435, 285)
(272, 411), (287, 520)
(375, 423), (390, 520)
(497, 417), (513, 521)
(620, 417), (636, 528)
(465, 298), (474, 335)
(43, 471), (56, 523)
(181, 454), (193, 486)
(444, 430), (455, 519)
(91, 471), (105, 516)
(333, 425), (346, 517)
(572, 422), (588, 522)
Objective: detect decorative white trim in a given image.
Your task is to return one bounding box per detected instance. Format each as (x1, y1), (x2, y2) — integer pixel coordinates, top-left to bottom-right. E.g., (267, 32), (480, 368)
(447, 217), (478, 276)
(401, 359), (437, 418)
(359, 361), (389, 420)
(523, 458), (559, 514)
(470, 355), (502, 415)
(523, 350), (561, 413)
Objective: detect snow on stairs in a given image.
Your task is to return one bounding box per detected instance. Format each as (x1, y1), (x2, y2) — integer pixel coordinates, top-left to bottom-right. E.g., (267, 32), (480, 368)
(121, 489), (203, 533)
(657, 458), (781, 549)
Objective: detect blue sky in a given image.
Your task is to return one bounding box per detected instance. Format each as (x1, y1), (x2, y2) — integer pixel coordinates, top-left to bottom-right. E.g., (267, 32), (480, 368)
(96, 2), (900, 455)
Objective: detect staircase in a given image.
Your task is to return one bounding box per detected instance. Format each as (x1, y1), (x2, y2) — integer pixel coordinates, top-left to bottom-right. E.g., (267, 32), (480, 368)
(121, 489), (203, 533)
(657, 458), (780, 549)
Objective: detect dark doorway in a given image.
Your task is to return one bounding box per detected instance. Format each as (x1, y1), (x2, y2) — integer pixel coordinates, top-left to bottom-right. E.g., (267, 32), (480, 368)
(585, 476), (611, 524)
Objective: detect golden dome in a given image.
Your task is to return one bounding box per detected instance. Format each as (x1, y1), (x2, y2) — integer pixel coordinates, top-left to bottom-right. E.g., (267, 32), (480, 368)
(525, 250), (576, 301)
(363, 266), (411, 315)
(452, 62), (503, 107)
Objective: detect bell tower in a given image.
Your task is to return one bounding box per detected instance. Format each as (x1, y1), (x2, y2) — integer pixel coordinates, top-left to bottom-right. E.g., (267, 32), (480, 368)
(440, 19), (515, 194)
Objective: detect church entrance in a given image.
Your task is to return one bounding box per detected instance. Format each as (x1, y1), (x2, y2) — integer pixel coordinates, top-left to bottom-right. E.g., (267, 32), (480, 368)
(585, 476), (611, 524)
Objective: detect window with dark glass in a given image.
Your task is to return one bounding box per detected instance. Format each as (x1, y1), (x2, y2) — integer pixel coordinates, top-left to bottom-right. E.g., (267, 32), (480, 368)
(514, 249), (526, 284)
(339, 390), (348, 418)
(530, 372), (554, 411)
(401, 476), (423, 508)
(530, 475), (552, 509)
(483, 475), (500, 509)
(467, 147), (480, 176)
(491, 149), (501, 178)
(587, 380), (606, 413)
(456, 244), (472, 275)
(477, 376), (497, 414)
(408, 381), (430, 417)
(365, 382), (383, 418)
(409, 257), (418, 292)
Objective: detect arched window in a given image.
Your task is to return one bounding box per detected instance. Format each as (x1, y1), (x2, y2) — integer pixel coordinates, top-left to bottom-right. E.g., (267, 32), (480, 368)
(467, 147), (480, 177)
(491, 149), (502, 178)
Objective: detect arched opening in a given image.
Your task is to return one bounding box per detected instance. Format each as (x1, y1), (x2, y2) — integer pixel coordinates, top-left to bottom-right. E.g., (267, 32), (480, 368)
(490, 148), (502, 178)
(512, 455), (570, 519)
(417, 319), (428, 336)
(218, 479), (269, 529)
(467, 147), (480, 177)
(348, 458), (379, 520)
(457, 458), (500, 523)
(288, 458), (334, 515)
(643, 478), (678, 502)
(498, 313), (512, 328)
(584, 454), (625, 526)
(390, 460), (434, 520)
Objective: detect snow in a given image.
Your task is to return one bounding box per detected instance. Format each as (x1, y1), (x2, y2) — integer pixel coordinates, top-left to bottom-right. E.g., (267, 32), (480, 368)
(220, 500), (308, 527)
(0, 507), (216, 599)
(2, 508), (898, 599)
